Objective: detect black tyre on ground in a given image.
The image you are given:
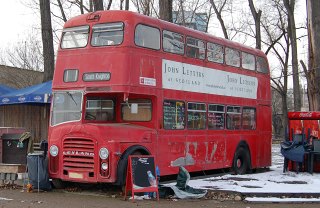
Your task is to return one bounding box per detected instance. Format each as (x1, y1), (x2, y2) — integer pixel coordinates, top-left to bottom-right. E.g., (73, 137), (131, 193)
(232, 147), (250, 175)
(51, 178), (66, 189)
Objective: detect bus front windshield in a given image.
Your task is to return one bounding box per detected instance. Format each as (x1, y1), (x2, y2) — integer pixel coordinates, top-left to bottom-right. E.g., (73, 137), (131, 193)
(51, 91), (83, 126)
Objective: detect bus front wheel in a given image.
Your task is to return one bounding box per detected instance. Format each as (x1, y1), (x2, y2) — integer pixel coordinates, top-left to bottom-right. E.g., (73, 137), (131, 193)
(52, 178), (66, 189)
(232, 147), (250, 175)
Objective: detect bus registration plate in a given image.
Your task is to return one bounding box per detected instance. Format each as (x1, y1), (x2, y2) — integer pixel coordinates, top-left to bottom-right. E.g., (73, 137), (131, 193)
(69, 172), (83, 179)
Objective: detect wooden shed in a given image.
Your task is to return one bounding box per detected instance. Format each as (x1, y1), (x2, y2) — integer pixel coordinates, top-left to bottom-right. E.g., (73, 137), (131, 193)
(0, 81), (52, 143)
(0, 104), (50, 143)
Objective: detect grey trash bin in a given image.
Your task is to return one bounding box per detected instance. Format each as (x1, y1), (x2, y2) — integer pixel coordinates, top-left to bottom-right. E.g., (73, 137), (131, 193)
(27, 153), (51, 190)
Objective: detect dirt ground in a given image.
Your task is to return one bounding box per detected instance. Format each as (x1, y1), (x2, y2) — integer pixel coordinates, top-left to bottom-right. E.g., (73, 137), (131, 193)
(0, 185), (320, 208)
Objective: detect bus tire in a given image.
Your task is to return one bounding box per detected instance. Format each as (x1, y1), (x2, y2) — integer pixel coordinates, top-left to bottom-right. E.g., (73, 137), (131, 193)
(52, 178), (65, 189)
(115, 145), (150, 187)
(232, 147), (250, 175)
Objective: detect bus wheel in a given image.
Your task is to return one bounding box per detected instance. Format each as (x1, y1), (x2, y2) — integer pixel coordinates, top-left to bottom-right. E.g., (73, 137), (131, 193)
(121, 151), (143, 193)
(52, 178), (65, 189)
(232, 147), (250, 175)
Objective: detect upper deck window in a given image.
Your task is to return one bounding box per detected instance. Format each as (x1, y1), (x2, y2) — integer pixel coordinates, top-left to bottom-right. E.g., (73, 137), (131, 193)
(64, 69), (78, 82)
(61, 25), (89, 49)
(186, 37), (205, 60)
(163, 30), (184, 55)
(207, 42), (224, 64)
(91, 22), (124, 46)
(135, 24), (160, 50)
(257, 56), (269, 74)
(242, 52), (255, 71)
(225, 47), (240, 67)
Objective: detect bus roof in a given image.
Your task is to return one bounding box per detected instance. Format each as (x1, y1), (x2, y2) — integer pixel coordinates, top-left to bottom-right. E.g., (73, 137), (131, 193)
(63, 10), (266, 58)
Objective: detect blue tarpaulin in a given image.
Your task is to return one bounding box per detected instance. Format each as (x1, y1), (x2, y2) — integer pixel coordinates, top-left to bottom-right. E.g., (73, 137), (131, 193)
(0, 81), (52, 105)
(0, 84), (16, 96)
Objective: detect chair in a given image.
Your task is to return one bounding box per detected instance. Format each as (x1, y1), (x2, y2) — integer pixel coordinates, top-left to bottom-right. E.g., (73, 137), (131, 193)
(293, 133), (304, 144)
(307, 139), (320, 174)
(281, 133), (306, 173)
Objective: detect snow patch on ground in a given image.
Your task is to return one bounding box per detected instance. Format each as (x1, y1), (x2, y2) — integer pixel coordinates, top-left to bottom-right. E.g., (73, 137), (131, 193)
(172, 144), (320, 202)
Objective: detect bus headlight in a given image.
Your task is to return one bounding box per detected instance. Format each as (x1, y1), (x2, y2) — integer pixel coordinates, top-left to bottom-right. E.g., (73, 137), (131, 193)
(99, 148), (109, 159)
(101, 163), (108, 170)
(49, 145), (59, 157)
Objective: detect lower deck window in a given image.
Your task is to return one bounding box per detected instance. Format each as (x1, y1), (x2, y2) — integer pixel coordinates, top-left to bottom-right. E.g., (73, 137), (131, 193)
(121, 99), (152, 121)
(85, 97), (114, 121)
(51, 91), (83, 126)
(208, 104), (225, 130)
(242, 107), (256, 130)
(226, 106), (241, 130)
(163, 100), (185, 129)
(187, 102), (206, 129)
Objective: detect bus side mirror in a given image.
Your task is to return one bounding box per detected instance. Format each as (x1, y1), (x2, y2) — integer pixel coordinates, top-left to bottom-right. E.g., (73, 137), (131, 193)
(131, 103), (138, 114)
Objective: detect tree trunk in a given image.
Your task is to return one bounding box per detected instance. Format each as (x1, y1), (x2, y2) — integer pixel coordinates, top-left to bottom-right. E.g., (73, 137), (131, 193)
(92, 0), (104, 11)
(210, 0), (229, 39)
(281, 92), (289, 139)
(159, 0), (172, 22)
(80, 0), (84, 14)
(125, 0), (129, 10)
(307, 0), (320, 111)
(39, 0), (54, 82)
(106, 0), (112, 10)
(57, 0), (67, 22)
(248, 0), (262, 49)
(283, 0), (301, 111)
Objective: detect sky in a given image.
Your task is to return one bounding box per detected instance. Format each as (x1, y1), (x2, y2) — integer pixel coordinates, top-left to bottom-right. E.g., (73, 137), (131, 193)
(0, 0), (307, 48)
(0, 0), (39, 49)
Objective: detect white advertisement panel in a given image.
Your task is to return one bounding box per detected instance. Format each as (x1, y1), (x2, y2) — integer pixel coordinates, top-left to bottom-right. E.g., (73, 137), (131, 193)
(162, 59), (258, 99)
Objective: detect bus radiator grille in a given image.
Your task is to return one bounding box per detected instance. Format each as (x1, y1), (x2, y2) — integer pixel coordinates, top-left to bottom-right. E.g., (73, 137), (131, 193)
(63, 138), (95, 172)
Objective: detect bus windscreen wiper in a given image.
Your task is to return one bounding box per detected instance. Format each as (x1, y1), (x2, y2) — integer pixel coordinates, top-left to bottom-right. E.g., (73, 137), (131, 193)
(66, 91), (77, 106)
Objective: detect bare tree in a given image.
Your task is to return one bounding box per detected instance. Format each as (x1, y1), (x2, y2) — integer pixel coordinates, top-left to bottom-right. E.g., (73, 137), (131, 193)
(5, 34), (43, 71)
(132, 0), (154, 16)
(283, 0), (301, 111)
(261, 0), (290, 137)
(306, 0), (320, 111)
(39, 0), (55, 82)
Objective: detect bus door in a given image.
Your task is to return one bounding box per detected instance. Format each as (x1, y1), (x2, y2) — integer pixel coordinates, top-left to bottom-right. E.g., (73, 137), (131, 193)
(159, 100), (186, 175)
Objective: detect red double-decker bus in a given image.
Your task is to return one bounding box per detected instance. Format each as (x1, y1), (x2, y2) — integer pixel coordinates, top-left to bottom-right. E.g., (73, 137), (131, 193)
(48, 10), (271, 187)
